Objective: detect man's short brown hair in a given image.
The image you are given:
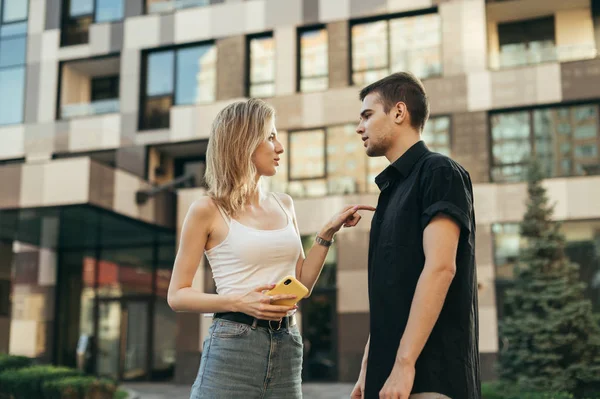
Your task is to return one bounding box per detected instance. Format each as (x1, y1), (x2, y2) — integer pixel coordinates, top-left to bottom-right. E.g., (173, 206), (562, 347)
(359, 72), (430, 132)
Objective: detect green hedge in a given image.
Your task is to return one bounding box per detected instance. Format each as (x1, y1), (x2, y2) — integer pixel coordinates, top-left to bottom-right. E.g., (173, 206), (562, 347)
(0, 354), (32, 372)
(0, 356), (124, 399)
(482, 381), (600, 399)
(0, 365), (81, 398)
(43, 376), (117, 399)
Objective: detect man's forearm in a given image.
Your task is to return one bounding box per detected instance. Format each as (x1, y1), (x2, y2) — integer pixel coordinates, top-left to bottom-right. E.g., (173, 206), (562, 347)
(396, 263), (455, 365)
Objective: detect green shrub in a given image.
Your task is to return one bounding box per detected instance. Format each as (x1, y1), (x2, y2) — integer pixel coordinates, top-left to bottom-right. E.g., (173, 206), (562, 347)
(113, 389), (128, 399)
(0, 355), (33, 372)
(0, 365), (81, 398)
(43, 376), (117, 399)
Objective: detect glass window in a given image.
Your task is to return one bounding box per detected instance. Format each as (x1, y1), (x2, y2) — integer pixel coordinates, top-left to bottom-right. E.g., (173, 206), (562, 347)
(351, 20), (388, 86)
(299, 28), (328, 93)
(422, 116), (451, 156)
(490, 111), (532, 182)
(491, 105), (600, 182)
(327, 124), (367, 194)
(142, 43), (216, 129)
(0, 67), (25, 125)
(351, 12), (442, 86)
(175, 44), (216, 105)
(1, 22), (27, 38)
(390, 13), (442, 80)
(0, 35), (26, 67)
(147, 51), (175, 96)
(249, 34), (275, 98)
(289, 129), (325, 180)
(497, 16), (556, 68)
(95, 0), (124, 23)
(2, 0), (29, 23)
(69, 0), (94, 17)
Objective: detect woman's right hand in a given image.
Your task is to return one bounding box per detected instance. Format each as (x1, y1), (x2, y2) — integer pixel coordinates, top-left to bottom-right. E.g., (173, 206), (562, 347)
(234, 284), (297, 321)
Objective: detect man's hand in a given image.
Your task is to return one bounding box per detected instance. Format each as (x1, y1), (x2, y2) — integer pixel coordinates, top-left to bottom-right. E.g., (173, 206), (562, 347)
(379, 359), (415, 399)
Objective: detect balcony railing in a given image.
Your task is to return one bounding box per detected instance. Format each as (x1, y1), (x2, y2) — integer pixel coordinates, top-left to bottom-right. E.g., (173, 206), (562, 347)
(61, 99), (120, 119)
(491, 43), (598, 69)
(147, 0), (209, 14)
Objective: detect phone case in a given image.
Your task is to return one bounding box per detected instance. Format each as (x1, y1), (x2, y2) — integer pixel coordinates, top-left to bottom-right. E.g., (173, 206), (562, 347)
(266, 275), (309, 307)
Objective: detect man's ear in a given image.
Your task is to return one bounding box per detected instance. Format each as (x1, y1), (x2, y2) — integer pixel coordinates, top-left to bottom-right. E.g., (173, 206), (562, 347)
(393, 102), (408, 125)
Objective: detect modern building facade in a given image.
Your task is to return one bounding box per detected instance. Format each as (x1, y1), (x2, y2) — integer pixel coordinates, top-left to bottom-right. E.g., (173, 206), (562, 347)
(1, 0), (600, 385)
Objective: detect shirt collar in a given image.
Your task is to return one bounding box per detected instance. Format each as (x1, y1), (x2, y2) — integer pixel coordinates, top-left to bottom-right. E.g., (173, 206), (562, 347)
(374, 140), (430, 190)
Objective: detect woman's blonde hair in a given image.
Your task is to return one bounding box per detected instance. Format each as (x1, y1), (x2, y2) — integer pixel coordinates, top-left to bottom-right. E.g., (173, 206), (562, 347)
(205, 98), (275, 217)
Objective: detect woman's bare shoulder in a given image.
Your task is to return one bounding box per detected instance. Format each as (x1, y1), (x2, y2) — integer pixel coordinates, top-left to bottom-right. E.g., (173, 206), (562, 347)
(187, 196), (220, 222)
(273, 192), (295, 212)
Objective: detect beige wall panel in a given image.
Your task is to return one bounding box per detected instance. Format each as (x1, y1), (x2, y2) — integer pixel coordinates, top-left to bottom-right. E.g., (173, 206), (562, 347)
(174, 7), (211, 44)
(555, 8), (597, 62)
(275, 27), (296, 96)
(0, 125), (25, 160)
(124, 15), (160, 49)
(479, 306), (499, 352)
(337, 269), (369, 313)
(486, 0), (589, 23)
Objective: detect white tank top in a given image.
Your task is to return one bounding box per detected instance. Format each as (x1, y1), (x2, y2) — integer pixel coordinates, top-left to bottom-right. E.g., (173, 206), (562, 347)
(204, 193), (302, 296)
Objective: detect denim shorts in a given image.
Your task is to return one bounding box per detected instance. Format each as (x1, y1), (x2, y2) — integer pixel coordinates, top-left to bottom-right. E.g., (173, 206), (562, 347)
(190, 318), (303, 399)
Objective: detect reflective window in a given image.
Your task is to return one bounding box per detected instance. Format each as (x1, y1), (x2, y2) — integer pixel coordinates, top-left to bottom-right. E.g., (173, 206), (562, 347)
(422, 116), (451, 156)
(491, 105), (600, 182)
(2, 0), (29, 23)
(62, 0), (124, 46)
(351, 12), (442, 86)
(95, 0), (124, 23)
(289, 129), (326, 180)
(497, 16), (556, 69)
(0, 0), (27, 127)
(248, 34), (275, 98)
(0, 36), (26, 67)
(176, 45), (216, 105)
(299, 27), (328, 93)
(390, 13), (442, 80)
(147, 51), (175, 96)
(69, 0), (94, 16)
(0, 67), (25, 125)
(327, 124), (367, 195)
(142, 43), (216, 129)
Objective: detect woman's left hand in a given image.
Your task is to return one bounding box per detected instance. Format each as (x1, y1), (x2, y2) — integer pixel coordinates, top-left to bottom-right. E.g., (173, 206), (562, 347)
(326, 205), (376, 234)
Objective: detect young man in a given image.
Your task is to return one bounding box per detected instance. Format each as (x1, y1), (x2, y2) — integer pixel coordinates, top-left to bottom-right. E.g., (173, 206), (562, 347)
(351, 72), (481, 399)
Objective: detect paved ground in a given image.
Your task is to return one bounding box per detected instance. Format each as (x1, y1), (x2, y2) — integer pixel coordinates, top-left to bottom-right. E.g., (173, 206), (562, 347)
(123, 382), (354, 399)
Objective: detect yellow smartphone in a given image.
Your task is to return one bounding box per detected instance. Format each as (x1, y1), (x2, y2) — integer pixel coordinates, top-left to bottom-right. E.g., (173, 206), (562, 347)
(266, 275), (309, 307)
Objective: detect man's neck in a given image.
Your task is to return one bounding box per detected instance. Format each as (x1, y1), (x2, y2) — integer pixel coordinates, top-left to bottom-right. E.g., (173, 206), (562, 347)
(385, 134), (421, 164)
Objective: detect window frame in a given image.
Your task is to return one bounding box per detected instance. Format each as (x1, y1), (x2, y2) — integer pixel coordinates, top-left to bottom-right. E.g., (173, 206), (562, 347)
(348, 7), (440, 86)
(139, 40), (216, 131)
(296, 24), (329, 93)
(245, 31), (275, 98)
(488, 101), (600, 182)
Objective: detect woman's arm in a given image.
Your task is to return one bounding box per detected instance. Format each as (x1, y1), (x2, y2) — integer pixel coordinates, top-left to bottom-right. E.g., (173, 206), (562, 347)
(167, 197), (296, 320)
(277, 194), (375, 295)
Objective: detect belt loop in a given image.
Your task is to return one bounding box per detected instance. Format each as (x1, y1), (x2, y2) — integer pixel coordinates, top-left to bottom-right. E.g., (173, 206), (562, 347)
(251, 318), (258, 330)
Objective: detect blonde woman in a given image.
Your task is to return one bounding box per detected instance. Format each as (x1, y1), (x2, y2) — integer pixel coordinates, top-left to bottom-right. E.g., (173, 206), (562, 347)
(168, 98), (374, 399)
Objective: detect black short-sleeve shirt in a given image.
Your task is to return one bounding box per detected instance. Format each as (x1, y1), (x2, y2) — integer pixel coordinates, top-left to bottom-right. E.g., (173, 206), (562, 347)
(364, 141), (481, 399)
